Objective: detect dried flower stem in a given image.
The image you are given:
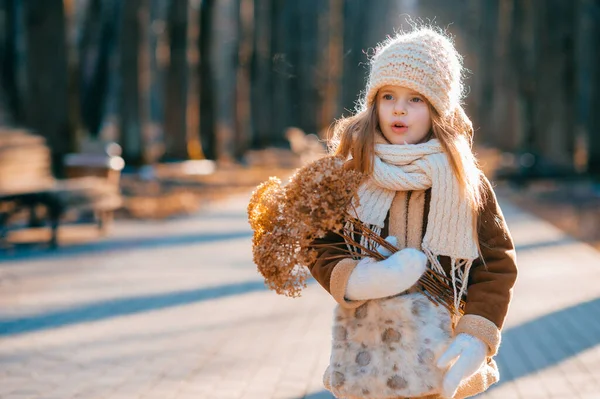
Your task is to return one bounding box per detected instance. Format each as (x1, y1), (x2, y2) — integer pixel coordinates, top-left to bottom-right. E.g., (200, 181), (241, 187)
(323, 213), (465, 315)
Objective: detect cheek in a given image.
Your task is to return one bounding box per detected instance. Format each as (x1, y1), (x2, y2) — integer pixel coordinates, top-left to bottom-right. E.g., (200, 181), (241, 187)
(377, 105), (389, 124)
(416, 107), (432, 127)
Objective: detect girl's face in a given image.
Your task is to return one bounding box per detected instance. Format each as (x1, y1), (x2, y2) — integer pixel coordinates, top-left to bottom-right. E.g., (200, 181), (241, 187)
(376, 85), (432, 145)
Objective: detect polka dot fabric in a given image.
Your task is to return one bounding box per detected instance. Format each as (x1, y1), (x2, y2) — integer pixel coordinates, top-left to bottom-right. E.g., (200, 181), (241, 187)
(323, 293), (453, 398)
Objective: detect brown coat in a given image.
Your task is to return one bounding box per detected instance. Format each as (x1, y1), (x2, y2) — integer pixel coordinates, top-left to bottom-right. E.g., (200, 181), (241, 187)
(308, 175), (517, 398)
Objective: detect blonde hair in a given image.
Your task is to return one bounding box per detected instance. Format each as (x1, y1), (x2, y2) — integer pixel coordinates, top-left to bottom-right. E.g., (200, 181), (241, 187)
(328, 97), (485, 213)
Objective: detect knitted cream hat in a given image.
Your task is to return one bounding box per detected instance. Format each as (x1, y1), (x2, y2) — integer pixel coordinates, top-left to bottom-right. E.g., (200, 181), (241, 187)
(362, 28), (464, 117)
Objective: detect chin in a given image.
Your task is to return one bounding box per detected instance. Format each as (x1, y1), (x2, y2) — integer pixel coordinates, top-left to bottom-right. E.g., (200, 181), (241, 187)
(391, 137), (414, 145)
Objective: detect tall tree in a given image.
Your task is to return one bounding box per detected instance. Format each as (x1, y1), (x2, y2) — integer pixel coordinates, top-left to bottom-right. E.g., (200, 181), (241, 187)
(579, 0), (600, 175)
(147, 0), (169, 162)
(340, 0), (370, 115)
(269, 0), (293, 147)
(186, 0), (203, 160)
(22, 0), (71, 175)
(489, 0), (520, 152)
(0, 0), (19, 125)
(210, 0), (240, 162)
(318, 0), (343, 137)
(511, 0), (537, 157)
(163, 0), (189, 160)
(199, 0), (216, 159)
(77, 0), (115, 137)
(250, 0), (272, 147)
(97, 0), (122, 144)
(119, 0), (144, 165)
(235, 0), (253, 159)
(531, 0), (576, 170)
(288, 0), (320, 135)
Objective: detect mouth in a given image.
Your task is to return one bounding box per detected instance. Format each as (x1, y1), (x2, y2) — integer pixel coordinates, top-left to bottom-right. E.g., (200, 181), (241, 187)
(391, 122), (408, 133)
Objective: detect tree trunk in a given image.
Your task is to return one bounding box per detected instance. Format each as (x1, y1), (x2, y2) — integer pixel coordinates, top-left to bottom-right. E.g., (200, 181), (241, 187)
(119, 0), (144, 165)
(250, 0), (272, 148)
(466, 0), (495, 142)
(318, 0), (343, 137)
(98, 0), (122, 143)
(235, 0), (253, 159)
(0, 0), (19, 125)
(199, 0), (216, 159)
(489, 0), (519, 152)
(147, 0), (169, 161)
(341, 0), (368, 115)
(269, 0), (293, 146)
(186, 0), (203, 160)
(580, 0), (600, 175)
(210, 0), (240, 163)
(531, 0), (576, 171)
(512, 0), (536, 154)
(78, 0), (111, 137)
(163, 0), (189, 160)
(289, 1), (320, 135)
(22, 0), (71, 176)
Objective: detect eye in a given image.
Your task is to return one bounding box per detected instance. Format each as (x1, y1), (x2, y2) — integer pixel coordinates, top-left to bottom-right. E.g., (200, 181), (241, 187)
(382, 94), (394, 101)
(410, 96), (423, 103)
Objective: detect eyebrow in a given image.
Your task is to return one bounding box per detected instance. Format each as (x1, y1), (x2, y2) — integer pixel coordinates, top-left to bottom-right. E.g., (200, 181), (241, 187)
(380, 89), (423, 96)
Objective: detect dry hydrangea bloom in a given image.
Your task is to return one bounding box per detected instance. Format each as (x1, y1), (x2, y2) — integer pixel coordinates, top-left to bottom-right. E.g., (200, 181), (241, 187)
(248, 157), (463, 313)
(247, 177), (283, 245)
(288, 158), (364, 270)
(248, 156), (363, 297)
(285, 156), (363, 247)
(247, 177), (306, 297)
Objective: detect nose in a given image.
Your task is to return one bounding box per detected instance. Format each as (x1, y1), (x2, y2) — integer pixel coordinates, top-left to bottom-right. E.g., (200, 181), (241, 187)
(393, 102), (406, 116)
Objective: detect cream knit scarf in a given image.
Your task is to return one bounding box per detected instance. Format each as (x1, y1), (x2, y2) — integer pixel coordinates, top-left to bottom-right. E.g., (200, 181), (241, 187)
(348, 136), (479, 312)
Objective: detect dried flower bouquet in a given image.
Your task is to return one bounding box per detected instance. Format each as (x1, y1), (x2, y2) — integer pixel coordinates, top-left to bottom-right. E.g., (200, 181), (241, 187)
(247, 156), (464, 314)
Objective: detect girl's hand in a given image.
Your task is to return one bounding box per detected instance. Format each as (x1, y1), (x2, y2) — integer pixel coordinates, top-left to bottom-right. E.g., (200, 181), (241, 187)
(436, 333), (488, 398)
(344, 245), (427, 301)
(376, 235), (399, 257)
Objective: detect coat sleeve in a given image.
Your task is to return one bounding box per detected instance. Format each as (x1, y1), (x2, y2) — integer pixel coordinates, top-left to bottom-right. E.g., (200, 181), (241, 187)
(307, 230), (365, 309)
(455, 175), (518, 356)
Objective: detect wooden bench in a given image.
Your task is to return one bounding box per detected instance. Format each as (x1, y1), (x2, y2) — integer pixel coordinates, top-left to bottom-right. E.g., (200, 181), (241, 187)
(0, 130), (123, 249)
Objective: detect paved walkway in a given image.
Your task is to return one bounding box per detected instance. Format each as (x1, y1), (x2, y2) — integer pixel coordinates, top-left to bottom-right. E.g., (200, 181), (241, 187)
(0, 187), (599, 399)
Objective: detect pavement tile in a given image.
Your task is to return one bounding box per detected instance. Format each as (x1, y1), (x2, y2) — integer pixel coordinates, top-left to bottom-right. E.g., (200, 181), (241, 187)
(1, 192), (599, 399)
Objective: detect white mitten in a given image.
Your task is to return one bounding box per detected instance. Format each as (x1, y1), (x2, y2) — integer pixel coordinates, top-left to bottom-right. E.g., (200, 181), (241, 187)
(376, 235), (398, 257)
(345, 240), (427, 301)
(436, 333), (488, 398)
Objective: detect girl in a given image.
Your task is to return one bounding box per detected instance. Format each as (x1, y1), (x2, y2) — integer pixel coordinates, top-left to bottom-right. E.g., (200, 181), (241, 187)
(309, 28), (518, 399)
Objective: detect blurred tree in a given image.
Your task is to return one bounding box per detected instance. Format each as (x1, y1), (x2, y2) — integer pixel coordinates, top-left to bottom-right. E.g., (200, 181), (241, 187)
(580, 0), (600, 175)
(235, 0), (253, 160)
(531, 0), (576, 170)
(210, 0), (240, 163)
(250, 0), (272, 148)
(318, 0), (343, 137)
(490, 0), (520, 152)
(139, 0), (154, 163)
(186, 0), (203, 160)
(340, 0), (367, 116)
(119, 0), (145, 165)
(97, 0), (122, 144)
(199, 0), (216, 159)
(3, 0), (598, 178)
(269, 0), (293, 147)
(289, 1), (321, 136)
(147, 0), (169, 161)
(340, 0), (394, 115)
(163, 0), (189, 160)
(22, 0), (71, 175)
(77, 0), (119, 137)
(510, 0), (535, 157)
(0, 0), (19, 124)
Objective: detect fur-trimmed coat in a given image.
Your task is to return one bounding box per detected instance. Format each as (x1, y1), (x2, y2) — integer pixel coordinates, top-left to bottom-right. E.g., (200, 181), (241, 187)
(309, 175), (518, 399)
